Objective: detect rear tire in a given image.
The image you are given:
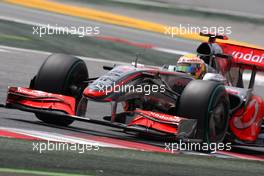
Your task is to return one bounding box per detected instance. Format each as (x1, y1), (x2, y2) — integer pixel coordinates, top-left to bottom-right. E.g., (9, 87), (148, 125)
(177, 80), (230, 144)
(33, 54), (88, 126)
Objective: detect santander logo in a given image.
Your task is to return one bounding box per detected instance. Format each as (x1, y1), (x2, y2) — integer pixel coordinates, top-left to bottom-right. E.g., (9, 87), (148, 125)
(232, 51), (264, 64)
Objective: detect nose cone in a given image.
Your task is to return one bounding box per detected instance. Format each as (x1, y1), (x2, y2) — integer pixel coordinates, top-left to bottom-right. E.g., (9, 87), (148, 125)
(83, 87), (106, 97)
(83, 86), (113, 102)
(83, 65), (140, 100)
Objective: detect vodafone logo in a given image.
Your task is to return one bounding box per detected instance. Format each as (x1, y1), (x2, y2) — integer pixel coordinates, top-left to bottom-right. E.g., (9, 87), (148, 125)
(136, 109), (181, 123)
(232, 51), (264, 63)
(17, 87), (36, 95)
(149, 112), (181, 123)
(17, 87), (52, 97)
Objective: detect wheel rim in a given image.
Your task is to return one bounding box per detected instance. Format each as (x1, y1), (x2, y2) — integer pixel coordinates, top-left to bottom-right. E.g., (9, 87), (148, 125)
(76, 97), (88, 117)
(208, 102), (227, 142)
(65, 61), (88, 98)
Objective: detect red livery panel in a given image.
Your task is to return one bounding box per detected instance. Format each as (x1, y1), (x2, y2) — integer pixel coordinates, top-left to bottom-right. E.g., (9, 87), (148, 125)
(129, 110), (183, 134)
(6, 87), (76, 115)
(218, 42), (264, 71)
(229, 96), (264, 142)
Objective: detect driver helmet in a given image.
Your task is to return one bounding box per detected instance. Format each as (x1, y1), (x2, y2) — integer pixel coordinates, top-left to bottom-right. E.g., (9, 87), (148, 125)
(176, 54), (206, 79)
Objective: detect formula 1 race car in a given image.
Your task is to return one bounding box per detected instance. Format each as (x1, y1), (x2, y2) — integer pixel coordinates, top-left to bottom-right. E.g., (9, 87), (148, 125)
(3, 33), (264, 146)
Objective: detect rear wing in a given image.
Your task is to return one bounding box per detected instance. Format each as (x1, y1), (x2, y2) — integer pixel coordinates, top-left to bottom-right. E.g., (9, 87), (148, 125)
(217, 42), (264, 72)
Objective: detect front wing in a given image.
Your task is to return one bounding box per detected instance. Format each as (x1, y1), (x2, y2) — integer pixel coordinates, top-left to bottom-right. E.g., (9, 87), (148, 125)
(4, 87), (198, 140)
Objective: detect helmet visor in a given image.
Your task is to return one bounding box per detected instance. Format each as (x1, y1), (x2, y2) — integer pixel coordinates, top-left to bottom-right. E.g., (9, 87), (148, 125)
(176, 63), (198, 74)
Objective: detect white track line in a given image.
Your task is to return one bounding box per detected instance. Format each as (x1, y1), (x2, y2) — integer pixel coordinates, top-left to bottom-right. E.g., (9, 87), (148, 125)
(0, 48), (10, 53)
(0, 127), (128, 148)
(0, 45), (50, 55)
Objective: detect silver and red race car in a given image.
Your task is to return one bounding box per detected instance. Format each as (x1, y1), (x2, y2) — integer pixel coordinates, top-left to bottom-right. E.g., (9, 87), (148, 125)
(3, 33), (264, 146)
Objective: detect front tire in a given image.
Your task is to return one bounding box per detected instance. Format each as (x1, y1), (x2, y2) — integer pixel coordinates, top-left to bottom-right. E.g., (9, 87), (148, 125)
(33, 54), (88, 126)
(177, 80), (230, 144)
